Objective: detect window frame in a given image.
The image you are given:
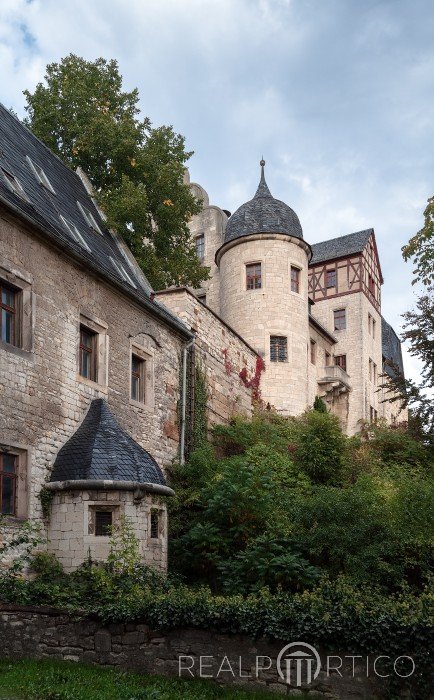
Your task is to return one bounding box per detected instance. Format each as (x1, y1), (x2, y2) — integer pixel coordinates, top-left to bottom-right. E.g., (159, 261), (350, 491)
(1, 167), (29, 201)
(131, 352), (146, 404)
(290, 266), (300, 294)
(60, 215), (91, 252)
(310, 339), (316, 365)
(326, 269), (336, 289)
(95, 510), (113, 537)
(0, 280), (20, 347)
(270, 335), (288, 363)
(109, 256), (137, 289)
(77, 200), (103, 234)
(334, 354), (347, 372)
(79, 324), (98, 383)
(333, 308), (347, 331)
(246, 262), (262, 291)
(150, 510), (160, 539)
(195, 233), (205, 262)
(0, 452), (18, 516)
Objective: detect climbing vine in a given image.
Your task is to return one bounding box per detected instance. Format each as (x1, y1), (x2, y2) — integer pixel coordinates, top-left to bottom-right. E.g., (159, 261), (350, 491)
(38, 486), (54, 521)
(192, 362), (208, 451)
(239, 356), (266, 402)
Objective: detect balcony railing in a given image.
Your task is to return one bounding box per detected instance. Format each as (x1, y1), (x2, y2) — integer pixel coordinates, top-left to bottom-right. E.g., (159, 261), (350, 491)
(318, 365), (351, 393)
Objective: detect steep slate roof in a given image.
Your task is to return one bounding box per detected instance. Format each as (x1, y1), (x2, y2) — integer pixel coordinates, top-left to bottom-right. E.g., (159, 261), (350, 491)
(49, 399), (167, 486)
(382, 317), (405, 378)
(0, 104), (191, 339)
(310, 229), (373, 265)
(224, 161), (303, 243)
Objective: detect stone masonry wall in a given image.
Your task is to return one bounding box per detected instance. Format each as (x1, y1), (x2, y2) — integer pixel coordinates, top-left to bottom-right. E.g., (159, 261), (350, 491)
(0, 208), (184, 527)
(156, 288), (258, 426)
(0, 606), (398, 699)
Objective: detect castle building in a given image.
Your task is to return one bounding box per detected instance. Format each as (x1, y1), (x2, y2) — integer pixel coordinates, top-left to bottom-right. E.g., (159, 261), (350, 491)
(0, 104), (405, 571)
(185, 160), (406, 435)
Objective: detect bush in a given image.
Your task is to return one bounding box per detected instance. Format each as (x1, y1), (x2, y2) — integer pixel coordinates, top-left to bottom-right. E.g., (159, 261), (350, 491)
(294, 410), (346, 485)
(30, 552), (63, 581)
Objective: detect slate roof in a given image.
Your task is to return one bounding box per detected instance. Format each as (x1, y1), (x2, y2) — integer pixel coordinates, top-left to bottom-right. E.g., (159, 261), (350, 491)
(49, 399), (167, 486)
(382, 317), (405, 378)
(224, 162), (303, 243)
(310, 229), (373, 265)
(0, 104), (191, 339)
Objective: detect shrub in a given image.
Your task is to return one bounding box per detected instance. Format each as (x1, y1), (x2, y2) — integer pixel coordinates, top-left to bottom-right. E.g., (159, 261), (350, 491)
(294, 410), (346, 485)
(30, 552), (63, 580)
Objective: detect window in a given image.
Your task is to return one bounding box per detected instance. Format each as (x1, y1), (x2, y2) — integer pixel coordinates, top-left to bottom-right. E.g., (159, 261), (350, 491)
(246, 263), (262, 290)
(0, 281), (19, 346)
(369, 358), (373, 382)
(372, 318), (376, 339)
(1, 168), (29, 201)
(0, 453), (17, 516)
(26, 156), (55, 194)
(150, 511), (159, 539)
(77, 201), (102, 234)
(195, 234), (205, 261)
(79, 325), (98, 382)
(370, 406), (378, 423)
(310, 339), (316, 364)
(333, 308), (346, 331)
(270, 336), (287, 362)
(368, 274), (376, 298)
(95, 510), (112, 536)
(335, 354), (347, 372)
(325, 351), (331, 366)
(291, 266), (300, 293)
(131, 353), (146, 403)
(109, 257), (137, 288)
(60, 215), (91, 252)
(373, 362), (377, 385)
(326, 269), (336, 288)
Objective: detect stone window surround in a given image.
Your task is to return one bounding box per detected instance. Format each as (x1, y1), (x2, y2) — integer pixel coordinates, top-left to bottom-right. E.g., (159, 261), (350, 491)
(0, 442), (30, 521)
(333, 306), (347, 332)
(288, 259), (304, 298)
(76, 312), (108, 391)
(86, 502), (120, 538)
(244, 260), (263, 291)
(269, 334), (288, 363)
(0, 261), (34, 354)
(129, 339), (155, 411)
(148, 507), (164, 545)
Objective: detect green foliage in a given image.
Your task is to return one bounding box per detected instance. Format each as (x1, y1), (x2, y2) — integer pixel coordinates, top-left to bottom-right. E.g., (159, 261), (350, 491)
(0, 659), (291, 700)
(169, 411), (433, 594)
(0, 518), (45, 573)
(313, 395), (327, 413)
(402, 195), (434, 288)
(192, 362), (208, 452)
(107, 514), (141, 576)
(294, 410), (346, 485)
(30, 552), (63, 581)
(38, 486), (54, 520)
(23, 54), (208, 290)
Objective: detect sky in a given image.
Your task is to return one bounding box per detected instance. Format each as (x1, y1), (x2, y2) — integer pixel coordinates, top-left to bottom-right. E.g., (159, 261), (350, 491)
(1, 0), (433, 382)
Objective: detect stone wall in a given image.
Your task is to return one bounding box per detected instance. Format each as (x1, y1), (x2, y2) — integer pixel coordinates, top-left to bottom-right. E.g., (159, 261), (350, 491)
(0, 606), (401, 699)
(0, 207), (184, 527)
(156, 288), (258, 426)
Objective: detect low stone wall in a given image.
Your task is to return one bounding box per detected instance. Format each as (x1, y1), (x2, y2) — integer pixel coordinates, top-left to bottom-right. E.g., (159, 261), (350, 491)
(0, 605), (404, 698)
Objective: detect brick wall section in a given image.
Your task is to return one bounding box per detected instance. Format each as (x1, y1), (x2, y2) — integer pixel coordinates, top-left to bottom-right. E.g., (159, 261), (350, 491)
(155, 288), (258, 426)
(0, 607), (390, 698)
(0, 208), (184, 527)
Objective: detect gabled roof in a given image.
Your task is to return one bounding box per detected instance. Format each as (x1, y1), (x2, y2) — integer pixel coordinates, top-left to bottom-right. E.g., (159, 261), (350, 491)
(49, 399), (169, 490)
(382, 317), (405, 378)
(0, 104), (191, 339)
(310, 229), (374, 265)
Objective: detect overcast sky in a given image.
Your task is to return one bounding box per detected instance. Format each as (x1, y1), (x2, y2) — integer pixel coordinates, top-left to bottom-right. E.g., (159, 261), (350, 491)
(1, 0), (433, 382)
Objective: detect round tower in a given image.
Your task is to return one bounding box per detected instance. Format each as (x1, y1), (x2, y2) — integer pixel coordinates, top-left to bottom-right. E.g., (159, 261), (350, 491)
(216, 161), (311, 415)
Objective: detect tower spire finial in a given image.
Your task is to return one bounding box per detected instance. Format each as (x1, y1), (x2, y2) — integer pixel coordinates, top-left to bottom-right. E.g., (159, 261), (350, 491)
(255, 157), (271, 198)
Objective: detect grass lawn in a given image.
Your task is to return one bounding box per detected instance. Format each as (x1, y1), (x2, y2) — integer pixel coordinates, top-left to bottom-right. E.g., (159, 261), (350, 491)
(0, 659), (310, 700)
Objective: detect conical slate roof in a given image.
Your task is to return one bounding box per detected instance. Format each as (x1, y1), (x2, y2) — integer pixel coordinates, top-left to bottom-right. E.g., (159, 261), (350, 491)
(49, 399), (167, 486)
(224, 161), (303, 244)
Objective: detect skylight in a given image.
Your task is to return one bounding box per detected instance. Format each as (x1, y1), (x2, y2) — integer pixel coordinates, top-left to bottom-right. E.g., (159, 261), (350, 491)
(60, 215), (91, 252)
(1, 167), (29, 201)
(26, 156), (55, 194)
(109, 256), (137, 288)
(77, 201), (103, 234)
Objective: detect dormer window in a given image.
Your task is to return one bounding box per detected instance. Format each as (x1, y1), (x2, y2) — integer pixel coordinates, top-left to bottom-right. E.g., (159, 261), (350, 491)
(77, 201), (102, 234)
(1, 168), (29, 201)
(60, 215), (91, 252)
(26, 156), (55, 194)
(109, 257), (137, 288)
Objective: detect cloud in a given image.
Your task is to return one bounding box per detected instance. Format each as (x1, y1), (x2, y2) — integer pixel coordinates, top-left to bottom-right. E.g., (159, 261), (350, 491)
(1, 0), (433, 384)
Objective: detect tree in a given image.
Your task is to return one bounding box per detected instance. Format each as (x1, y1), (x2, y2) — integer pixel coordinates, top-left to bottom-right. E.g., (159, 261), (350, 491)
(383, 196), (434, 444)
(23, 55), (208, 290)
